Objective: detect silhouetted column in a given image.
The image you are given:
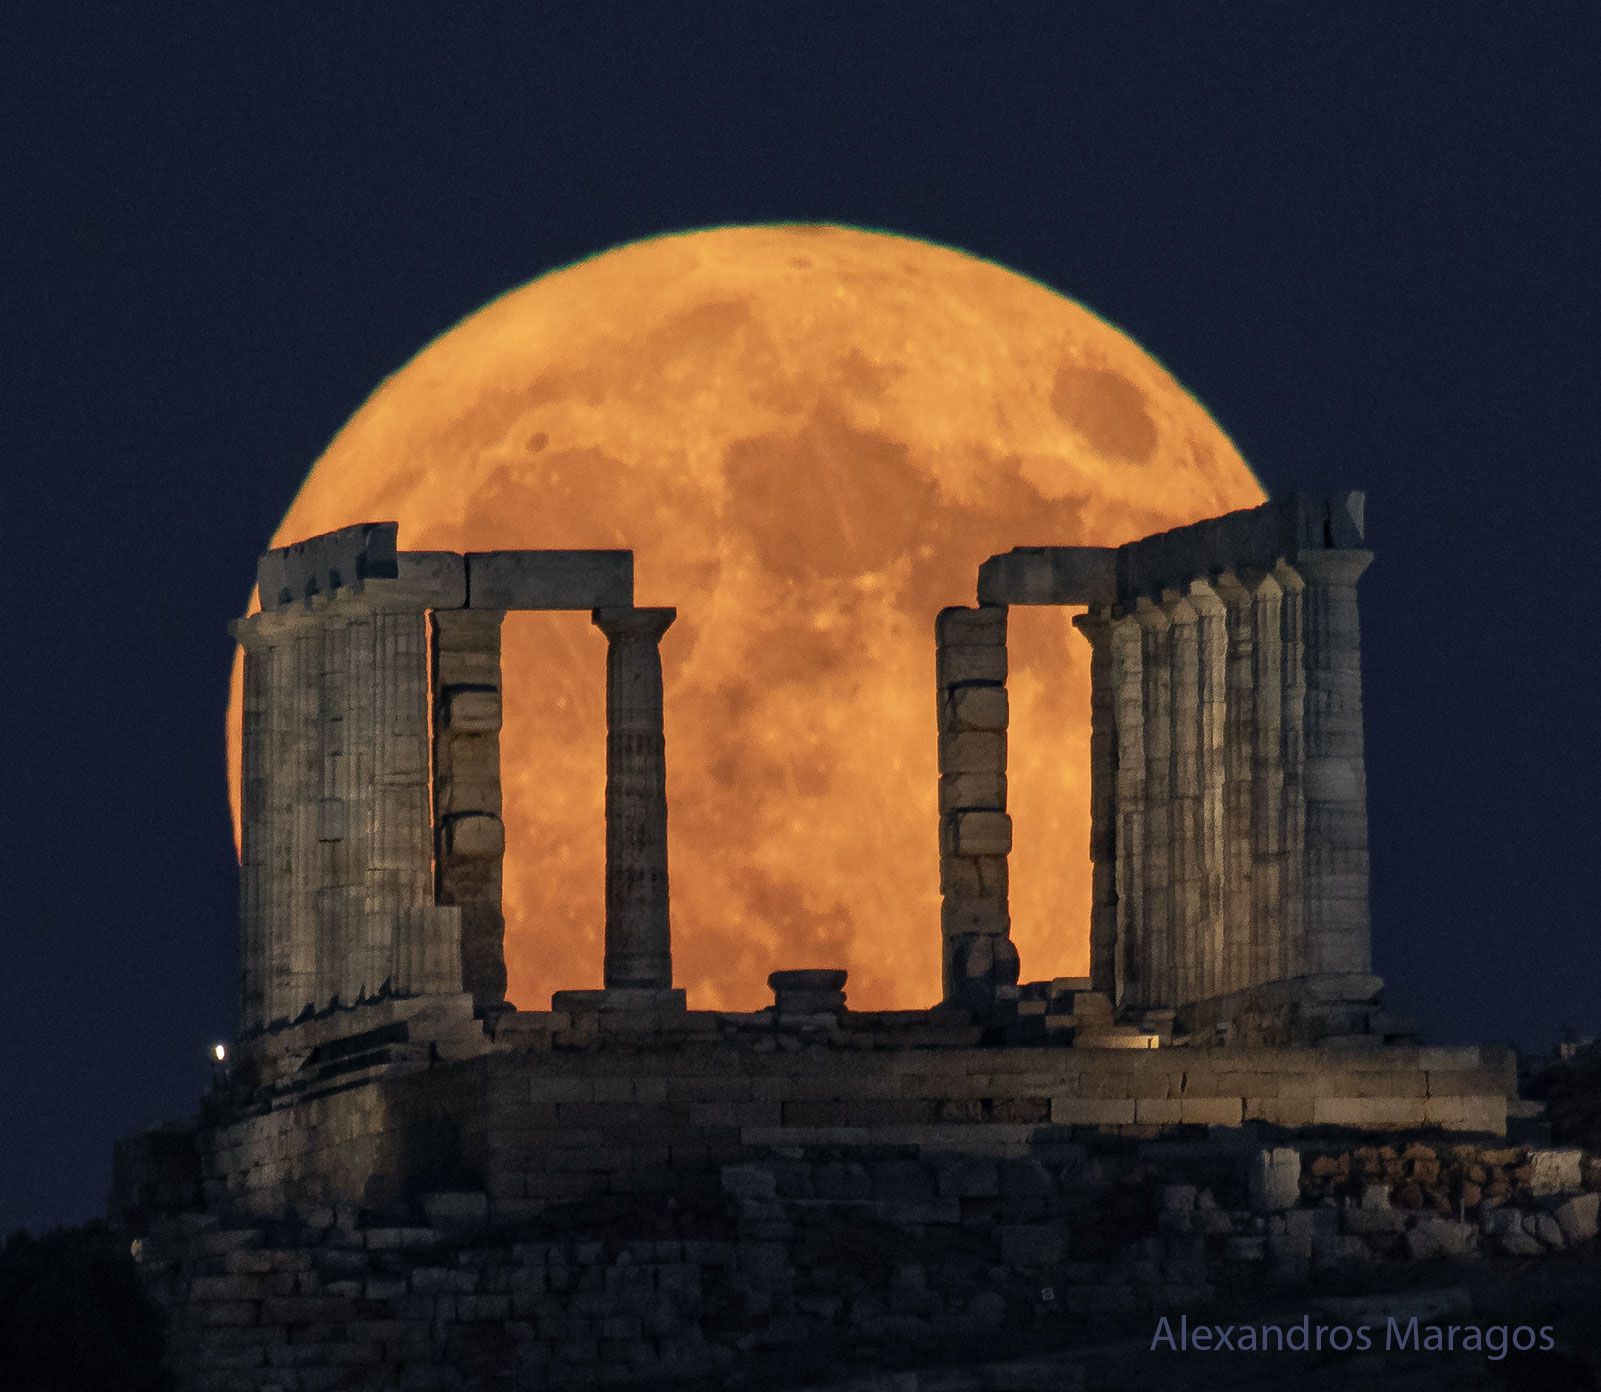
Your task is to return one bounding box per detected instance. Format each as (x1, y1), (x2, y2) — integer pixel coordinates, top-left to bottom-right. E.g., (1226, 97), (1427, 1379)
(233, 618), (273, 1032)
(1071, 607), (1118, 997)
(1275, 560), (1308, 979)
(935, 605), (1017, 1019)
(1107, 611), (1145, 1010)
(1295, 549), (1373, 977)
(593, 606), (676, 990)
(431, 608), (509, 1011)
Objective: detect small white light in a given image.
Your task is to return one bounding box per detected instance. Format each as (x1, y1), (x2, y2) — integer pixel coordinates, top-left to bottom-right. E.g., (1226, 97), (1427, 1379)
(212, 1043), (227, 1063)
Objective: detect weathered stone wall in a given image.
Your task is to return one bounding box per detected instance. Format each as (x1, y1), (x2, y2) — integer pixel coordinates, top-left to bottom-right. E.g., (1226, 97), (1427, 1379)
(138, 1135), (1599, 1391)
(197, 1010), (1514, 1220)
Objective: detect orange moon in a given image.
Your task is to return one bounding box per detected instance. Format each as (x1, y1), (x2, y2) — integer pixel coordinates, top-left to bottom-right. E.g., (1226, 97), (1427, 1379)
(227, 225), (1263, 1012)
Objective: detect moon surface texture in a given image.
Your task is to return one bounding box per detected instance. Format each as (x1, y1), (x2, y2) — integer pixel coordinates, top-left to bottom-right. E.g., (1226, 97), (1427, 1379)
(228, 225), (1264, 1011)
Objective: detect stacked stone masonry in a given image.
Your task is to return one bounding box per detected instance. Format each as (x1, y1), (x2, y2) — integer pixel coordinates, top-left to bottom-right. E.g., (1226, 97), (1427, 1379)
(135, 1132), (1599, 1391)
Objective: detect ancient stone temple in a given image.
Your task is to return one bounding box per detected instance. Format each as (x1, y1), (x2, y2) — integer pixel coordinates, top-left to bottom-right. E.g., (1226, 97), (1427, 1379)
(939, 492), (1381, 1044)
(110, 498), (1547, 1392)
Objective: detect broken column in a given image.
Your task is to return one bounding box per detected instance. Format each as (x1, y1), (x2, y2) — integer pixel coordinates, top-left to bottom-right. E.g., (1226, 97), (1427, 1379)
(1295, 547), (1374, 977)
(592, 606), (677, 993)
(431, 608), (508, 1011)
(935, 604), (1017, 1019)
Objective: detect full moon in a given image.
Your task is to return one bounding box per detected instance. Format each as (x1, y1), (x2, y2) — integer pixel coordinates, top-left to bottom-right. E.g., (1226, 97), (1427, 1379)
(227, 225), (1263, 1011)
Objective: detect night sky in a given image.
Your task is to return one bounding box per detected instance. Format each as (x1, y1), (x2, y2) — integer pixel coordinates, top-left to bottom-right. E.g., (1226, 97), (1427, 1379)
(4, 7), (1596, 1237)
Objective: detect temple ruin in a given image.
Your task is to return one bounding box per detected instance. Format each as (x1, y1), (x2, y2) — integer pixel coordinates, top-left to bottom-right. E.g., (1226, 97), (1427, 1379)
(111, 494), (1552, 1391)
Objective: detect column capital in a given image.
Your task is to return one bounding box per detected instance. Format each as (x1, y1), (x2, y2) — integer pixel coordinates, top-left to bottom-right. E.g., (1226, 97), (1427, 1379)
(1181, 577), (1227, 619)
(1070, 604), (1117, 642)
(1292, 549), (1372, 588)
(1159, 589), (1199, 625)
(1214, 568), (1283, 606)
(1131, 596), (1171, 631)
(593, 606), (676, 642)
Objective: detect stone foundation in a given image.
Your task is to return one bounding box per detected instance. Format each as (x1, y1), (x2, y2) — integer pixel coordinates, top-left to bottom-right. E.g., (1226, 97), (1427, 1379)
(133, 1133), (1599, 1391)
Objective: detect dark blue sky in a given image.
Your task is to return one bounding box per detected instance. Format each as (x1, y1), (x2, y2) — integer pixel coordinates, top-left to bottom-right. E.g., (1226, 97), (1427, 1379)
(2, 6), (1596, 1236)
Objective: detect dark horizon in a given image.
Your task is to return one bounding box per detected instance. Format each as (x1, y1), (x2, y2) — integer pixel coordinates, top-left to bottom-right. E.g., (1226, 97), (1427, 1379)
(3, 6), (1596, 1237)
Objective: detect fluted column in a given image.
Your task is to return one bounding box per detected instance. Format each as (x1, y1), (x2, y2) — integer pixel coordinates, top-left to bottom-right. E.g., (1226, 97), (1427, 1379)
(1107, 612), (1145, 1010)
(1162, 592), (1202, 1007)
(1071, 607), (1118, 997)
(1134, 598), (1173, 1010)
(1248, 571), (1285, 989)
(1275, 561), (1308, 979)
(593, 606), (676, 991)
(1214, 573), (1257, 996)
(1188, 580), (1228, 1002)
(1294, 549), (1373, 976)
(234, 618), (273, 1032)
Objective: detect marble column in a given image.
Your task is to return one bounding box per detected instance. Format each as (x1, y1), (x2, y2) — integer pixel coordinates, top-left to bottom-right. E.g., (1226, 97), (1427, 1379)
(935, 605), (1016, 1017)
(1162, 592), (1202, 1007)
(369, 603), (437, 995)
(1134, 598), (1173, 1010)
(233, 616), (273, 1032)
(1275, 560), (1308, 980)
(1071, 607), (1118, 998)
(1294, 549), (1373, 977)
(1214, 573), (1257, 998)
(1188, 580), (1228, 1003)
(431, 608), (508, 1011)
(593, 606), (677, 991)
(1248, 571), (1285, 990)
(1107, 612), (1145, 1011)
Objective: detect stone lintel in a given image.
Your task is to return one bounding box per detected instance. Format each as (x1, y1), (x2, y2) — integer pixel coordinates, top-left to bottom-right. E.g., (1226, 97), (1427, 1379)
(550, 988), (687, 1013)
(468, 550), (634, 610)
(1116, 492), (1366, 602)
(256, 521), (398, 610)
(977, 547), (1117, 606)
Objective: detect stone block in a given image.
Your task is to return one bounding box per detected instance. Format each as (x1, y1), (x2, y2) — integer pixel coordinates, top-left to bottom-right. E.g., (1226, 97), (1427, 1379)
(937, 647), (1007, 684)
(978, 546), (1117, 606)
(1403, 1219), (1476, 1260)
(1050, 1097), (1136, 1125)
(1246, 1148), (1301, 1212)
(1162, 1185), (1198, 1213)
(935, 606), (1006, 644)
(466, 549), (632, 609)
(1179, 1097), (1244, 1126)
(939, 770), (1007, 812)
(1529, 1148), (1584, 1196)
(948, 685), (1008, 732)
(442, 688), (501, 733)
(1553, 1192), (1599, 1245)
(952, 810), (1012, 856)
(1312, 1096), (1425, 1128)
(1483, 1209), (1544, 1257)
(939, 731), (1005, 775)
(442, 813), (504, 858)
